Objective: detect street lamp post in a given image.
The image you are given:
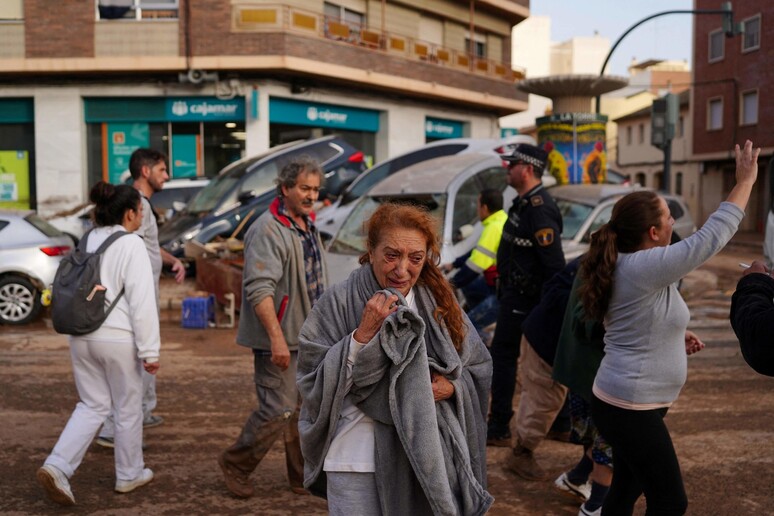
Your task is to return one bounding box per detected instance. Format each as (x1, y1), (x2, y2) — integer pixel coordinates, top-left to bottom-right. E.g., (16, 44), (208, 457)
(593, 2), (742, 194)
(594, 2), (740, 115)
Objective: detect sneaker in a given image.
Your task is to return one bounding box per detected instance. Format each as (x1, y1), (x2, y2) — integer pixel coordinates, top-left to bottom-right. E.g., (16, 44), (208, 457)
(115, 468), (154, 493)
(554, 471), (592, 501)
(96, 436), (115, 449)
(579, 502), (602, 516)
(37, 464), (75, 506)
(503, 444), (548, 481)
(218, 452), (254, 498)
(486, 426), (512, 447)
(143, 414), (164, 428)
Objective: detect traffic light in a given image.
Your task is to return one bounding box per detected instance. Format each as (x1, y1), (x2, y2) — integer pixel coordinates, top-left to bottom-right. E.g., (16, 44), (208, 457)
(651, 94), (678, 150)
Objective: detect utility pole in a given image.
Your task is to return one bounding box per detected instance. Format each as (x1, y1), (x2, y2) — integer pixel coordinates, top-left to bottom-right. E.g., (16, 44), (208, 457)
(651, 94), (679, 193)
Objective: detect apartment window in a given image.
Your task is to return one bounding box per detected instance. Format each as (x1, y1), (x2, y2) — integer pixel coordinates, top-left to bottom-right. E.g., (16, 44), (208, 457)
(96, 0), (178, 20)
(678, 115), (684, 137)
(708, 97), (723, 130)
(742, 15), (761, 52)
(708, 29), (724, 62)
(741, 90), (758, 126)
(324, 2), (365, 29)
(654, 172), (663, 191)
(626, 126), (632, 145)
(675, 172), (683, 196)
(635, 172), (646, 187)
(638, 123), (644, 144)
(465, 32), (486, 58)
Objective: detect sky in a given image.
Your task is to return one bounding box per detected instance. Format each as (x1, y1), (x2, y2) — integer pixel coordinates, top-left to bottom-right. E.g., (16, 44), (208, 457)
(530, 0), (695, 76)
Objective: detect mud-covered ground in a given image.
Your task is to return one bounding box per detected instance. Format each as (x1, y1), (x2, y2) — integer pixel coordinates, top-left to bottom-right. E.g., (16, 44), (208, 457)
(2, 243), (773, 515)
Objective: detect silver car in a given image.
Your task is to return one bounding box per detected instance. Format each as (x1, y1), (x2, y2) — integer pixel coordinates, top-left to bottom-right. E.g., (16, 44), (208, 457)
(325, 153), (513, 286)
(0, 211), (74, 325)
(550, 184), (696, 261)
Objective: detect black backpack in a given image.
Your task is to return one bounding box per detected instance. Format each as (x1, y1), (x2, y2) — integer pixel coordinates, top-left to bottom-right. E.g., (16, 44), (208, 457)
(51, 229), (129, 336)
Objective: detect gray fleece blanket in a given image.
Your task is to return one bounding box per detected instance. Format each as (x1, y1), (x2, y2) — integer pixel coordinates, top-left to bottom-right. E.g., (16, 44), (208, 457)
(297, 264), (493, 515)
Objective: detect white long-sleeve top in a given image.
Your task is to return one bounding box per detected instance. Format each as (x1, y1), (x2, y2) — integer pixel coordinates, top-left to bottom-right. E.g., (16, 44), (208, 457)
(77, 225), (161, 361)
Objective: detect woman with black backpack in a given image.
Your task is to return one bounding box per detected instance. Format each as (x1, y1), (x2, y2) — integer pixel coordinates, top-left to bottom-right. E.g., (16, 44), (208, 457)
(37, 182), (160, 506)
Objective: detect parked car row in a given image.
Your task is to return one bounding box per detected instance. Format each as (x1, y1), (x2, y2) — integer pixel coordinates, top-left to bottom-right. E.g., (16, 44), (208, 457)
(1, 134), (694, 326)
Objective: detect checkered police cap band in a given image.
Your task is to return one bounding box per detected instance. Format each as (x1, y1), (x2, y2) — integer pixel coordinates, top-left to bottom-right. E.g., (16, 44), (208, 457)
(505, 150), (545, 169)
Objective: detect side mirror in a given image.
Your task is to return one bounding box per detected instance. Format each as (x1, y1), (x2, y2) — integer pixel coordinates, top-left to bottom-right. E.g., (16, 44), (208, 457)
(237, 190), (257, 204)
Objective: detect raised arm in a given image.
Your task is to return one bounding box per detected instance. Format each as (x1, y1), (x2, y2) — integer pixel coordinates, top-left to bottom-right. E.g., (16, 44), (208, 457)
(725, 140), (760, 210)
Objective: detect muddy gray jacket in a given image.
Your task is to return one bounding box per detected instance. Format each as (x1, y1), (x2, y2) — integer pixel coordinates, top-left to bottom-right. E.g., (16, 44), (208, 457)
(236, 201), (327, 351)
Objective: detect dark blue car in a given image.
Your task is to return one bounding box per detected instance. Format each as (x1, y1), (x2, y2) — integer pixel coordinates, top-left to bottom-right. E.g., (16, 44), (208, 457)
(160, 135), (365, 258)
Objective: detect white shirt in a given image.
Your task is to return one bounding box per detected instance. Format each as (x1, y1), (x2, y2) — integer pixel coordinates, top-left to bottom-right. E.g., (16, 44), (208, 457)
(323, 289), (416, 472)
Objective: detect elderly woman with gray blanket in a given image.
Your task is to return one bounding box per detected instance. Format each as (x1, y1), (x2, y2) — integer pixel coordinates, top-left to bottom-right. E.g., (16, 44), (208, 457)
(297, 203), (493, 515)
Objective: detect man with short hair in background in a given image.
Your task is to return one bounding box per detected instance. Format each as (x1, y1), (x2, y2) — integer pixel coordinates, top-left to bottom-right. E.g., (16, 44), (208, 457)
(97, 148), (185, 447)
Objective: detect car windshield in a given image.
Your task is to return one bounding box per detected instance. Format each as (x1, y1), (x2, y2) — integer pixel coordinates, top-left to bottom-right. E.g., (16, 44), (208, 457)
(186, 156), (266, 213)
(555, 199), (594, 240)
(328, 194), (447, 255)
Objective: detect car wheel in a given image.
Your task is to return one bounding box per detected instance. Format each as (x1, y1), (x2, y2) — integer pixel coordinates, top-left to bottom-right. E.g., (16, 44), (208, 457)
(0, 275), (42, 325)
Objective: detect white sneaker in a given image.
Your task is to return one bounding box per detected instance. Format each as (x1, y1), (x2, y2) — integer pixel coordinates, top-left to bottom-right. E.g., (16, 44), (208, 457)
(115, 468), (154, 493)
(554, 471), (592, 500)
(37, 464), (75, 506)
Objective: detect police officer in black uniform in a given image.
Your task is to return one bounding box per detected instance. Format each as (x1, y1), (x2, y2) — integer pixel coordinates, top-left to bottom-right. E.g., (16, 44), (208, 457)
(487, 143), (566, 449)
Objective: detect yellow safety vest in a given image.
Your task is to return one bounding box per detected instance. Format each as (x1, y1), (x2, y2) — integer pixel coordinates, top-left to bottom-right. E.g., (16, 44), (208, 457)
(465, 209), (507, 274)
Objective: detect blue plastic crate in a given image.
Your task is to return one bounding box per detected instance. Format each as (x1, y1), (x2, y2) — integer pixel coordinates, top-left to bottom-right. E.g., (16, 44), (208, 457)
(181, 295), (215, 329)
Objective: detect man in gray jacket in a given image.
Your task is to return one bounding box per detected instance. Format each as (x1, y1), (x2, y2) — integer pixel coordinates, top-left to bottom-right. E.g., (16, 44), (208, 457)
(218, 157), (328, 498)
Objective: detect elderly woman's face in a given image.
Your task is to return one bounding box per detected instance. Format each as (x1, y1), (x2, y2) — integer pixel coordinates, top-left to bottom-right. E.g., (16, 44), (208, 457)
(369, 227), (428, 296)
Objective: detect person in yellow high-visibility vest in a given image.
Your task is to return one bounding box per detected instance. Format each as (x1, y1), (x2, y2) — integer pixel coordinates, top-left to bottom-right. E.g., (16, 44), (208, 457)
(445, 188), (507, 342)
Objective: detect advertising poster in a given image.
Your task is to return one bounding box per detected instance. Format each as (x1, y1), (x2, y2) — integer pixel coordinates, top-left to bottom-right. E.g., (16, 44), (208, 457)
(0, 150), (30, 209)
(536, 113), (607, 184)
(107, 123), (149, 184)
(171, 134), (199, 178)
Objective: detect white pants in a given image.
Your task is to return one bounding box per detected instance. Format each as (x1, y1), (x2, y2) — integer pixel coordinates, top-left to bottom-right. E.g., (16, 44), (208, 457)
(44, 337), (145, 482)
(100, 370), (156, 438)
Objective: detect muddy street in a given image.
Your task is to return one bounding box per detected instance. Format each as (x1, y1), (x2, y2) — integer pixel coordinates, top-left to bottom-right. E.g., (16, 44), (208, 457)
(2, 244), (773, 515)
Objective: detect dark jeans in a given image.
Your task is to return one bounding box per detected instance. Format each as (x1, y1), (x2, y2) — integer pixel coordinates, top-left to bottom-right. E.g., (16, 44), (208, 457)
(488, 301), (527, 431)
(591, 395), (688, 516)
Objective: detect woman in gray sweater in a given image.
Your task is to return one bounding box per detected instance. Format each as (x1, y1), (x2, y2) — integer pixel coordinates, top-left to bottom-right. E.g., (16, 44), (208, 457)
(578, 140), (759, 516)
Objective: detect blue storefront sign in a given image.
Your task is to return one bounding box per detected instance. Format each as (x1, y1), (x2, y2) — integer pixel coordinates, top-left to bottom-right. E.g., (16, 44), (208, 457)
(500, 127), (519, 137)
(85, 97), (244, 122)
(269, 98), (380, 132)
(425, 117), (464, 139)
(165, 97), (244, 122)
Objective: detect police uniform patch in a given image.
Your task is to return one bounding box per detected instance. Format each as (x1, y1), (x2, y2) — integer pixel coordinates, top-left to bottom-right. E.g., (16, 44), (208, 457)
(531, 196), (544, 206)
(535, 228), (554, 246)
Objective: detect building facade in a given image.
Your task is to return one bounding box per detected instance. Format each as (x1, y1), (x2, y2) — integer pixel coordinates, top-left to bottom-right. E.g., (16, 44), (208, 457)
(693, 0), (772, 231)
(0, 0), (529, 214)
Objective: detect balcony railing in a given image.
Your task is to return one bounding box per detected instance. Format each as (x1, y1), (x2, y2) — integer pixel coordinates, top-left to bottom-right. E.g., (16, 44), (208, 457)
(232, 3), (525, 82)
